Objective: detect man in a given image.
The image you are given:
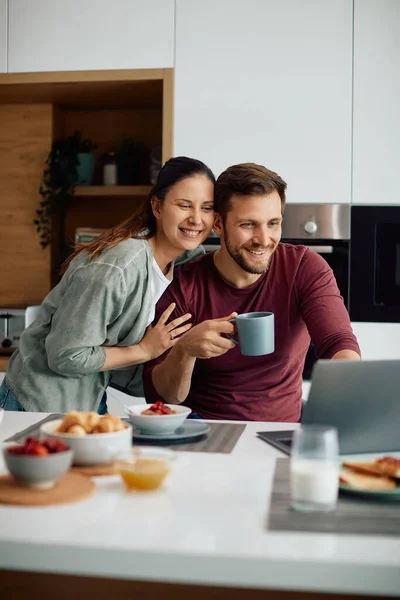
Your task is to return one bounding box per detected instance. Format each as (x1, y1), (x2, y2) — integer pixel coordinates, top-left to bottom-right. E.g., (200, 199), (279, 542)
(143, 163), (360, 422)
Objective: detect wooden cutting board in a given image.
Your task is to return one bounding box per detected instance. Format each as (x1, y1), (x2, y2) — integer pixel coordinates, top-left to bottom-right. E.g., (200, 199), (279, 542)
(0, 472), (96, 506)
(71, 462), (118, 477)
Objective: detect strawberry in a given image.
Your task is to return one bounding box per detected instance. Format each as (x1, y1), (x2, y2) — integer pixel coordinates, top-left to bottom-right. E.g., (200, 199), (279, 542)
(30, 445), (49, 456)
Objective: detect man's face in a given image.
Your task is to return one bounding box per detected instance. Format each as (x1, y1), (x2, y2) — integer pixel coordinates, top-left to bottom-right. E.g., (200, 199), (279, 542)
(214, 192), (283, 274)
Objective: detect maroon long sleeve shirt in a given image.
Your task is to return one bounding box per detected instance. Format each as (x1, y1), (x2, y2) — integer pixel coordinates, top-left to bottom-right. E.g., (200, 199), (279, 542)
(143, 244), (360, 422)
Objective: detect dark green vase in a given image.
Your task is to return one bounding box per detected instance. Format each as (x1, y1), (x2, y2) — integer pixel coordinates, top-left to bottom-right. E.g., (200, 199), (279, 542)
(76, 153), (95, 186)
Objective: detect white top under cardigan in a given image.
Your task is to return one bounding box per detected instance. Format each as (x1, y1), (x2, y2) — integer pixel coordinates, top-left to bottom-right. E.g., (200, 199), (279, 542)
(147, 258), (174, 326)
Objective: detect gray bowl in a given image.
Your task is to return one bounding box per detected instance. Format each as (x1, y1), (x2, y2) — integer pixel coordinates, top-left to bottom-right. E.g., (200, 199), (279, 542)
(3, 447), (74, 489)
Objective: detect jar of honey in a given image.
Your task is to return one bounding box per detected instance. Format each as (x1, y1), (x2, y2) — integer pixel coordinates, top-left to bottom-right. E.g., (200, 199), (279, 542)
(116, 447), (175, 491)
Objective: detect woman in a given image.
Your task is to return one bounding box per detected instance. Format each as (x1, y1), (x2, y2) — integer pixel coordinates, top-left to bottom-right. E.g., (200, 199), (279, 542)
(0, 156), (215, 413)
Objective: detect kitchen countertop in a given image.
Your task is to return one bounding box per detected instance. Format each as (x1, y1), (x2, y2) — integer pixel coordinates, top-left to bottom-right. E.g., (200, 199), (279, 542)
(0, 412), (399, 598)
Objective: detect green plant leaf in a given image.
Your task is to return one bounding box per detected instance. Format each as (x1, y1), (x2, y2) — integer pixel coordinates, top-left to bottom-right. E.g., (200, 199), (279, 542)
(35, 133), (91, 249)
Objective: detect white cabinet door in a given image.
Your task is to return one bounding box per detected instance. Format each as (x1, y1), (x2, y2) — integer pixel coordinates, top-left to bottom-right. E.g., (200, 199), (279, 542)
(175, 0), (353, 204)
(8, 0), (174, 72)
(351, 322), (400, 360)
(353, 0), (400, 205)
(0, 0), (6, 73)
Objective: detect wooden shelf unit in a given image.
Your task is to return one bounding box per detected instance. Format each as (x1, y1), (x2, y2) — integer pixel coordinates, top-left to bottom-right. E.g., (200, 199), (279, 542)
(75, 185), (152, 197)
(0, 69), (174, 303)
(0, 356), (10, 371)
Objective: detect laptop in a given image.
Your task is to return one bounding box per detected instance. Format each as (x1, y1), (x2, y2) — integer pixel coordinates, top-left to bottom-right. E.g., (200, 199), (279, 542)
(258, 359), (400, 455)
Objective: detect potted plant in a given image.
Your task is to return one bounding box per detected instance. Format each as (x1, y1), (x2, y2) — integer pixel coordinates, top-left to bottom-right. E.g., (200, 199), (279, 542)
(34, 131), (97, 259)
(113, 136), (146, 185)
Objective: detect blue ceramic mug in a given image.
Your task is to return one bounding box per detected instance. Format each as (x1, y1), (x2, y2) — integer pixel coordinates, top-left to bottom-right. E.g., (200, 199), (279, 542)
(227, 312), (274, 356)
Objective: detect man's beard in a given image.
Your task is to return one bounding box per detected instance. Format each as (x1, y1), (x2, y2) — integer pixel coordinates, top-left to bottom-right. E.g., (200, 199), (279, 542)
(225, 237), (275, 275)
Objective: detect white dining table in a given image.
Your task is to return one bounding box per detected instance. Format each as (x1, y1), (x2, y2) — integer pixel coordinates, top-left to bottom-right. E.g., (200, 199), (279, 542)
(0, 411), (399, 600)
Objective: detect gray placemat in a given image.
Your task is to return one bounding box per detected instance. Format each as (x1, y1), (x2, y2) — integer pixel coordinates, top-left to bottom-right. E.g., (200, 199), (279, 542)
(268, 458), (400, 536)
(133, 422), (246, 453)
(5, 416), (245, 455)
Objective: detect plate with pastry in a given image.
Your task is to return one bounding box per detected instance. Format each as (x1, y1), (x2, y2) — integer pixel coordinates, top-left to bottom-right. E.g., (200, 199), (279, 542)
(40, 411), (132, 466)
(339, 456), (400, 499)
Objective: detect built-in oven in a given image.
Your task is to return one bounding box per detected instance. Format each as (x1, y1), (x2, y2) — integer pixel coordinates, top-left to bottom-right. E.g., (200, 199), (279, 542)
(202, 231), (221, 253)
(203, 204), (350, 380)
(281, 204), (350, 379)
(350, 205), (400, 322)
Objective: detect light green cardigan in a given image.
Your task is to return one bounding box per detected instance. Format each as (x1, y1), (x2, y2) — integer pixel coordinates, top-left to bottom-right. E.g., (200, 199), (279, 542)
(6, 239), (202, 412)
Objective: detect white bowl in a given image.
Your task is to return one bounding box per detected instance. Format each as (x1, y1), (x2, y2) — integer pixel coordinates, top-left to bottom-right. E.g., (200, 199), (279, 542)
(40, 419), (132, 466)
(125, 404), (191, 435)
(115, 447), (176, 491)
(3, 447), (74, 489)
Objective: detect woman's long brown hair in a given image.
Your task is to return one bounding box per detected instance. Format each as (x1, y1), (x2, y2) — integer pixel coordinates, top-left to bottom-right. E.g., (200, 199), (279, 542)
(61, 156), (215, 274)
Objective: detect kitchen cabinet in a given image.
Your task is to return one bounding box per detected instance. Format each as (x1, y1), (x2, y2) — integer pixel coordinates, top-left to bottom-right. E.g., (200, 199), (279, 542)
(8, 0), (174, 73)
(174, 0), (353, 203)
(0, 0), (6, 73)
(352, 0), (400, 205)
(351, 322), (400, 360)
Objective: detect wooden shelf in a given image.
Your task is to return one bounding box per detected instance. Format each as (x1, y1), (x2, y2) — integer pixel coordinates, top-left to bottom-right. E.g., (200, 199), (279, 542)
(0, 70), (164, 108)
(75, 186), (152, 197)
(0, 348), (14, 357)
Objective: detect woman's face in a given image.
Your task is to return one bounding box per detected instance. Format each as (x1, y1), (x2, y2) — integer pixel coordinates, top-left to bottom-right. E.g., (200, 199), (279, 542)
(153, 174), (214, 252)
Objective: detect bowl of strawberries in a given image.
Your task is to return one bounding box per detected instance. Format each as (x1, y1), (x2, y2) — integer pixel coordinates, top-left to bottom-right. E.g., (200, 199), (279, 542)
(3, 436), (74, 489)
(125, 401), (192, 435)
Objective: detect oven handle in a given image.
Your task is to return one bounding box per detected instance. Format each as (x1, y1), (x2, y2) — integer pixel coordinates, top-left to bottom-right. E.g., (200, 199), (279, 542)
(303, 245), (334, 254)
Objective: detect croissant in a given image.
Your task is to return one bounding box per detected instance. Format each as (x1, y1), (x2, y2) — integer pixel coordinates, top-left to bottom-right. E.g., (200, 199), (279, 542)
(58, 411), (126, 435)
(57, 411), (86, 432)
(82, 411), (101, 433)
(94, 416), (115, 433)
(66, 424), (87, 437)
(107, 414), (125, 431)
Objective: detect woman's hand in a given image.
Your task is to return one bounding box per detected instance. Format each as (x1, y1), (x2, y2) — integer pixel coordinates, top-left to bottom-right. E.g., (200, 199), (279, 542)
(138, 303), (192, 362)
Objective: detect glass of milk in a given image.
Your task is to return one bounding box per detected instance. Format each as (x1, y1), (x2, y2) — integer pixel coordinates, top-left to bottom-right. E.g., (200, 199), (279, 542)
(290, 425), (339, 512)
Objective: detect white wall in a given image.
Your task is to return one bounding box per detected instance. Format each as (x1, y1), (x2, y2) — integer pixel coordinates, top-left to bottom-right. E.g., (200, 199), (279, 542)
(174, 0), (353, 204)
(8, 0), (174, 72)
(0, 0), (6, 73)
(351, 322), (400, 360)
(353, 0), (400, 205)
